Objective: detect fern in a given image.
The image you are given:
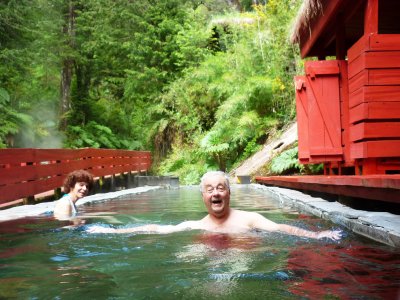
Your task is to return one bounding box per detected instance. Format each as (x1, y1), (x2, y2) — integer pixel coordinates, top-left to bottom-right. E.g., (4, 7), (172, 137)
(270, 147), (303, 174)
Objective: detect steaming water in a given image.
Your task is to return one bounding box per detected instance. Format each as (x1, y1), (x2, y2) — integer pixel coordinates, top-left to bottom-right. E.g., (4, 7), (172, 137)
(0, 186), (399, 299)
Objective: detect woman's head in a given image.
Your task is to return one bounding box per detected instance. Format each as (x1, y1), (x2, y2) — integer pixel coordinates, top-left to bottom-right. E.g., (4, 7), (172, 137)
(63, 170), (94, 194)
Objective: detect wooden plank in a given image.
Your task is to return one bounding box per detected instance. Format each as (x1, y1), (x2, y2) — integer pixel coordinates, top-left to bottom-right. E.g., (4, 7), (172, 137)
(0, 176), (65, 204)
(255, 174), (400, 203)
(346, 33), (400, 63)
(369, 69), (400, 85)
(347, 34), (369, 62)
(309, 147), (343, 155)
(351, 140), (400, 158)
(350, 122), (400, 142)
(348, 51), (400, 79)
(338, 60), (352, 165)
(349, 69), (400, 93)
(305, 63), (340, 77)
(349, 85), (400, 108)
(309, 155), (343, 164)
(295, 76), (310, 162)
(370, 34), (400, 51)
(349, 102), (400, 124)
(348, 70), (367, 93)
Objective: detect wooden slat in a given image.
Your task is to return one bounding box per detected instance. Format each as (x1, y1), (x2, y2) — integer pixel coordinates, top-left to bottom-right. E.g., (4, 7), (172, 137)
(351, 140), (400, 159)
(0, 176), (64, 204)
(255, 174), (400, 203)
(309, 147), (343, 156)
(349, 85), (400, 108)
(349, 69), (400, 93)
(349, 102), (400, 124)
(348, 34), (400, 62)
(305, 64), (340, 76)
(295, 76), (310, 162)
(350, 122), (400, 142)
(368, 69), (400, 85)
(347, 34), (369, 61)
(348, 51), (400, 79)
(338, 60), (352, 165)
(348, 70), (367, 94)
(370, 34), (400, 51)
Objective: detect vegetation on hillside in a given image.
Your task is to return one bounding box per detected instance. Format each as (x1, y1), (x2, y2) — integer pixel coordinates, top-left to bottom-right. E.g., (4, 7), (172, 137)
(1, 0), (302, 183)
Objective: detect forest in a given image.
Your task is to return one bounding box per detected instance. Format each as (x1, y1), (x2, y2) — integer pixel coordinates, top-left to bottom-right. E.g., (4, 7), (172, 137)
(0, 0), (303, 183)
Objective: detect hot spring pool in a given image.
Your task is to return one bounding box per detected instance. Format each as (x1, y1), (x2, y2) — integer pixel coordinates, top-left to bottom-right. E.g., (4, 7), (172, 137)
(0, 186), (399, 299)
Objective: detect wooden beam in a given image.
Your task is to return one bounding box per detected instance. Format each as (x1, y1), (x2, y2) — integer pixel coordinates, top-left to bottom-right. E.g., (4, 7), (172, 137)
(255, 175), (400, 203)
(364, 0), (379, 35)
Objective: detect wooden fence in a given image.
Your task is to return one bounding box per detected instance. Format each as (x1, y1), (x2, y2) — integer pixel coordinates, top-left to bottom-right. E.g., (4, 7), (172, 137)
(0, 148), (151, 207)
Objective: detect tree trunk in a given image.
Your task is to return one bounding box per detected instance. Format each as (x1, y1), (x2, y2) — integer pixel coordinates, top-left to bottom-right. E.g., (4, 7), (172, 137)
(59, 0), (75, 131)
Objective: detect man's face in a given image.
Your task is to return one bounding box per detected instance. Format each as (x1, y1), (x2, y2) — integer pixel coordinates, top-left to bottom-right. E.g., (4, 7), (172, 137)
(201, 174), (230, 218)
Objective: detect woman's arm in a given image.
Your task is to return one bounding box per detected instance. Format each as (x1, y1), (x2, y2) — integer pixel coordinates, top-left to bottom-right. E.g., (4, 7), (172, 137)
(54, 200), (72, 220)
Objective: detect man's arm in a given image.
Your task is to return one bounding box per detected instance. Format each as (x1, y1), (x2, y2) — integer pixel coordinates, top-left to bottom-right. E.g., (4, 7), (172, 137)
(87, 220), (202, 234)
(251, 212), (342, 241)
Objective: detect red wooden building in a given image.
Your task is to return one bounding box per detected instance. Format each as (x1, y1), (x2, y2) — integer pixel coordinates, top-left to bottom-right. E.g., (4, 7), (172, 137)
(256, 0), (400, 203)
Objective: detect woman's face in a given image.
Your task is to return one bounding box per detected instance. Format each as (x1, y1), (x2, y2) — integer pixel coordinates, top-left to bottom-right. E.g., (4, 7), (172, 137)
(69, 181), (89, 200)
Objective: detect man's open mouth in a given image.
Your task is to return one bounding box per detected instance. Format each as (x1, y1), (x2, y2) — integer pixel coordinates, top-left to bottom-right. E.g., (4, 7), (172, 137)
(211, 199), (222, 204)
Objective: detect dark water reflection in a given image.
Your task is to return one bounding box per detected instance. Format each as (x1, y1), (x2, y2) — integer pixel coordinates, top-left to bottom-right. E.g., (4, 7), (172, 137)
(0, 186), (399, 299)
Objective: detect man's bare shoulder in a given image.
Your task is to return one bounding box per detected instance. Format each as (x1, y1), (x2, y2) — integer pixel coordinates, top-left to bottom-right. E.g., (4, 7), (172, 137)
(230, 209), (261, 218)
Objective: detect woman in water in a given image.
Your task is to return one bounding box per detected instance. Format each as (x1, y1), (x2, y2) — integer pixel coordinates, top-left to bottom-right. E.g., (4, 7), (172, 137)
(54, 169), (94, 219)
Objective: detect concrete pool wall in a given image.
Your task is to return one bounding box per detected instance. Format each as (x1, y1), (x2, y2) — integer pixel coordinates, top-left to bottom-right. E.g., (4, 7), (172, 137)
(253, 184), (400, 248)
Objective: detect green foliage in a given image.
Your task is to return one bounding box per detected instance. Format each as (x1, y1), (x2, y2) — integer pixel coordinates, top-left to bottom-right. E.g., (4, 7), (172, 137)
(270, 146), (324, 175)
(156, 2), (300, 173)
(2, 0), (303, 181)
(0, 88), (31, 148)
(158, 144), (213, 185)
(270, 147), (302, 174)
(65, 121), (138, 149)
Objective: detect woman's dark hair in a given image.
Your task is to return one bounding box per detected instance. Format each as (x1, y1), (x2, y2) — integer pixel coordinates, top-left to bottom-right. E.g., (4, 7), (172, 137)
(63, 170), (94, 193)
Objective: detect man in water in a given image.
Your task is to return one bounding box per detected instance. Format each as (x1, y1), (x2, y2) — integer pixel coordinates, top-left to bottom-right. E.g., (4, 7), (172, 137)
(87, 171), (342, 240)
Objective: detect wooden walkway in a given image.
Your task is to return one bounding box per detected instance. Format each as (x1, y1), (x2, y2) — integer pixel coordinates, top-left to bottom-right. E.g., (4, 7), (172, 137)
(255, 175), (400, 203)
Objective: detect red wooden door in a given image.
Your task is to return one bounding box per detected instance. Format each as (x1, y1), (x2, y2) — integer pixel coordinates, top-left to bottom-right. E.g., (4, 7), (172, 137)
(304, 61), (343, 162)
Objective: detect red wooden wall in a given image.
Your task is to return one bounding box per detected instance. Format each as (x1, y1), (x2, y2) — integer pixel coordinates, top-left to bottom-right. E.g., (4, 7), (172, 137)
(294, 0), (400, 175)
(0, 148), (151, 206)
(348, 33), (400, 174)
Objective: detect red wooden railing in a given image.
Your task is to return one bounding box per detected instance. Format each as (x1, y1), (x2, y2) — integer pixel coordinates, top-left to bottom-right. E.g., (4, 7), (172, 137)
(0, 148), (151, 206)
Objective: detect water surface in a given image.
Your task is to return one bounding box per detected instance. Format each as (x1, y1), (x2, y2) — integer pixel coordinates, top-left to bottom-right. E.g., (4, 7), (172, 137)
(0, 186), (399, 299)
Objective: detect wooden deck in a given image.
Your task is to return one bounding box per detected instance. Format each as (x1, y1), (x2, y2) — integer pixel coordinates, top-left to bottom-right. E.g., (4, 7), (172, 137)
(255, 175), (400, 204)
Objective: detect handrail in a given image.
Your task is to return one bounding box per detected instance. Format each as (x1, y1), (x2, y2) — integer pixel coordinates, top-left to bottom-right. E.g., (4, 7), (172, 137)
(0, 148), (151, 206)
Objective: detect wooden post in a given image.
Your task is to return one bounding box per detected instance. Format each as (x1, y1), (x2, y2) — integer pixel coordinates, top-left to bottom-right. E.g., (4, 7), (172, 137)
(23, 196), (35, 205)
(364, 0), (379, 35)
